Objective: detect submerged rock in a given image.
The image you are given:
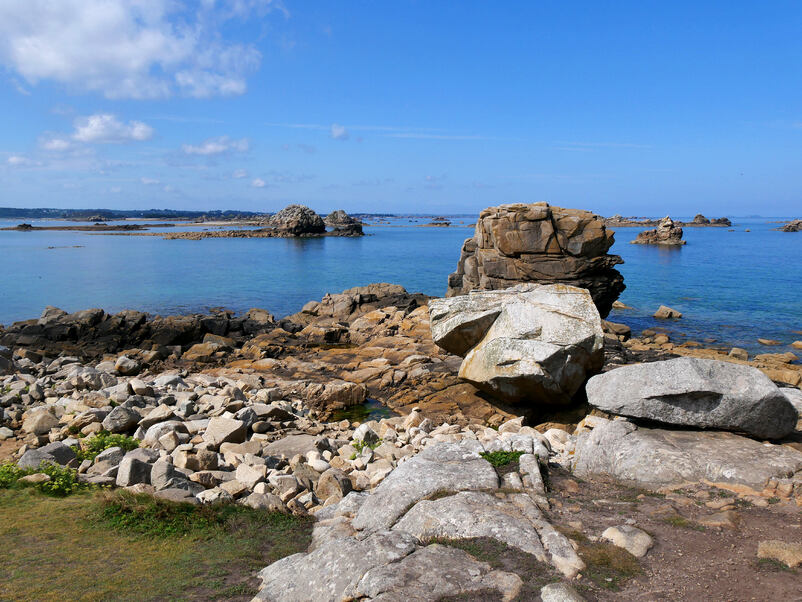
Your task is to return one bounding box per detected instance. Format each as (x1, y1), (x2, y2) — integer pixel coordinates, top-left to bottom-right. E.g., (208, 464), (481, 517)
(430, 283), (604, 406)
(446, 203), (624, 317)
(632, 216), (686, 246)
(586, 357), (797, 439)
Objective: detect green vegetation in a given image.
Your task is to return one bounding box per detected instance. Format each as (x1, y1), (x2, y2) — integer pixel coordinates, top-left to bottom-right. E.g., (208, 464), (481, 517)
(480, 450), (524, 467)
(71, 430), (139, 462)
(662, 515), (706, 532)
(0, 488), (313, 601)
(353, 438), (382, 453)
(556, 528), (641, 591)
(0, 462), (86, 496)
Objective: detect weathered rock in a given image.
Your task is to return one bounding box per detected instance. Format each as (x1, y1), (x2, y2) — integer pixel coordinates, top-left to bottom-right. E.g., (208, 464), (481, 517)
(601, 525), (654, 557)
(353, 544), (523, 601)
(779, 219), (802, 232)
(632, 216), (686, 246)
(446, 203), (624, 317)
(540, 582), (587, 602)
(116, 455), (153, 487)
(102, 406), (141, 433)
(572, 418), (802, 493)
(324, 210), (364, 235)
(22, 410), (59, 435)
(114, 355), (141, 375)
(654, 305), (682, 319)
(254, 530), (418, 602)
(202, 416), (247, 447)
(392, 491), (548, 560)
(430, 284), (604, 406)
(18, 441), (76, 468)
(268, 204), (326, 235)
(353, 442), (499, 532)
(586, 358), (797, 439)
(757, 540), (802, 568)
(315, 468), (353, 502)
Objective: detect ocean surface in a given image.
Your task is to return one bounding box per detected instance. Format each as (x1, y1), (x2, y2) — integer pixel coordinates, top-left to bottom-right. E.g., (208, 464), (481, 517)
(0, 216), (800, 356)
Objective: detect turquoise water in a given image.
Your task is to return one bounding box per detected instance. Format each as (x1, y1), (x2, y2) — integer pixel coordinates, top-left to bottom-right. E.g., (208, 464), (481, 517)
(0, 216), (800, 355)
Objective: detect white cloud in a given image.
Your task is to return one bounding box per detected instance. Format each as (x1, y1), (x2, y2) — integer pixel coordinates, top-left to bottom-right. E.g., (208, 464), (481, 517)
(72, 114), (154, 143)
(251, 178), (267, 188)
(232, 168), (248, 178)
(7, 155), (37, 166)
(40, 137), (73, 152)
(182, 136), (249, 155)
(0, 0), (284, 99)
(141, 177), (160, 185)
(330, 123), (349, 140)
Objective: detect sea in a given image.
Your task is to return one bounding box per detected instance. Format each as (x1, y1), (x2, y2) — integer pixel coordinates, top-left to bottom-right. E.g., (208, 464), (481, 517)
(1, 216), (800, 356)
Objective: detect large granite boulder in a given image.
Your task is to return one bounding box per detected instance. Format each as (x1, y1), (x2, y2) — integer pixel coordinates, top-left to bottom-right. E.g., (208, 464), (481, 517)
(631, 216), (686, 245)
(572, 418), (802, 493)
(430, 284), (604, 406)
(446, 203), (624, 317)
(268, 204), (326, 235)
(586, 357), (797, 440)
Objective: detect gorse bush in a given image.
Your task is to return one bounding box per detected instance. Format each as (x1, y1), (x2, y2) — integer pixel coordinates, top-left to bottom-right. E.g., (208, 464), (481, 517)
(72, 430), (139, 461)
(0, 461), (85, 496)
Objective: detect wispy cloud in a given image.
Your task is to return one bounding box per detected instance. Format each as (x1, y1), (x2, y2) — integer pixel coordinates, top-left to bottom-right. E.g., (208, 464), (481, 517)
(387, 133), (487, 141)
(264, 122), (490, 140)
(251, 178), (267, 188)
(555, 141), (652, 151)
(330, 123), (349, 141)
(182, 136), (249, 156)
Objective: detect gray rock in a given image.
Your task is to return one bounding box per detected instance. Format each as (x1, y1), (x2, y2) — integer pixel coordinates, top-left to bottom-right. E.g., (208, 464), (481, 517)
(540, 582), (587, 602)
(142, 420), (189, 446)
(430, 284), (604, 405)
(128, 378), (154, 397)
(243, 492), (286, 512)
(18, 441), (76, 468)
(263, 434), (317, 459)
(138, 404), (176, 429)
(150, 458), (201, 493)
(22, 410), (59, 435)
(392, 491), (547, 561)
(254, 530), (417, 602)
(102, 406), (141, 433)
(352, 442), (498, 532)
(202, 416), (246, 447)
(353, 544), (523, 601)
(116, 456), (152, 487)
(314, 468), (353, 502)
(572, 418), (802, 492)
(154, 488), (200, 504)
(115, 355), (140, 376)
(586, 357), (797, 439)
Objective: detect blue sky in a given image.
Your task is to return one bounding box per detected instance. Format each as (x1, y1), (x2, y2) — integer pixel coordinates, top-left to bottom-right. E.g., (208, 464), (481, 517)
(1, 1), (801, 216)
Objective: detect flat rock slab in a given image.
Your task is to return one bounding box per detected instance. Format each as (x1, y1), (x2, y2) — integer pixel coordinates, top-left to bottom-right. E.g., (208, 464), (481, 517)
(352, 442), (499, 532)
(392, 490), (547, 561)
(353, 544), (523, 601)
(572, 419), (802, 493)
(254, 530), (417, 602)
(586, 357), (797, 439)
(262, 434), (317, 459)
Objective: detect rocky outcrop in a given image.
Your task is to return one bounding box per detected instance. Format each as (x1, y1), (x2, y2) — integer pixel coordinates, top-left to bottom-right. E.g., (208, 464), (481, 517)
(586, 358), (797, 440)
(631, 216), (686, 246)
(267, 204), (326, 235)
(446, 203), (624, 317)
(430, 284), (604, 406)
(324, 210), (364, 236)
(779, 219), (802, 232)
(571, 418), (802, 494)
(693, 214), (710, 224)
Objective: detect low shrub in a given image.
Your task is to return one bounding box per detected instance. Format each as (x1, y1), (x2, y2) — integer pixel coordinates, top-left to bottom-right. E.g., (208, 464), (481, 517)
(0, 461), (85, 496)
(480, 451), (524, 467)
(72, 430), (139, 461)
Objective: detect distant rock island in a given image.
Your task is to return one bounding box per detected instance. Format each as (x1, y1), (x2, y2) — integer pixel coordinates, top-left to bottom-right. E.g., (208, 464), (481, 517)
(606, 213), (732, 227)
(777, 219), (802, 232)
(631, 216), (686, 246)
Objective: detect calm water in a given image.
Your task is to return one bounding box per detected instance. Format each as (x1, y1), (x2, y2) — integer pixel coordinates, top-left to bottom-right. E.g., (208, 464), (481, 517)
(0, 216), (800, 355)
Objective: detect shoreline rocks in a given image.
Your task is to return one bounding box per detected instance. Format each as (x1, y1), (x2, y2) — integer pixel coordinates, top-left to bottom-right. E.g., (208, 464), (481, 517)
(447, 203), (625, 318)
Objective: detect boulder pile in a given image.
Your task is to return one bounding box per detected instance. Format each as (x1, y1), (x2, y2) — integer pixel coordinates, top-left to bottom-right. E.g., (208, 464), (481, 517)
(430, 283), (604, 406)
(267, 204), (326, 235)
(447, 203), (625, 317)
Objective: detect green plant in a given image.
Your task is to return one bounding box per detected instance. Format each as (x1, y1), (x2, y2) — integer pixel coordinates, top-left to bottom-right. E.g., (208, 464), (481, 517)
(72, 430), (139, 461)
(0, 461), (86, 496)
(479, 450), (524, 467)
(353, 438), (382, 453)
(767, 497), (781, 504)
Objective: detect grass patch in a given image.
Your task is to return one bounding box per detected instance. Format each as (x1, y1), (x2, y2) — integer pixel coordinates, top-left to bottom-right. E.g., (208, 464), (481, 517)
(661, 515), (705, 531)
(479, 451), (524, 467)
(755, 557), (793, 573)
(427, 537), (561, 600)
(0, 488), (312, 601)
(555, 527), (640, 592)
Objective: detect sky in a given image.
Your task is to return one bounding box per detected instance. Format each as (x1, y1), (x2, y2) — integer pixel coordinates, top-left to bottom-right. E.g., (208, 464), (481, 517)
(1, 1), (801, 216)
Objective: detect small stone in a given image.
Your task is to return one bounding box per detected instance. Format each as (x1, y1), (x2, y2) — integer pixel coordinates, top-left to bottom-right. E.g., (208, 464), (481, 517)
(654, 305), (682, 319)
(601, 525), (654, 557)
(115, 355), (141, 376)
(19, 473), (51, 484)
(728, 347), (748, 361)
(203, 416), (247, 447)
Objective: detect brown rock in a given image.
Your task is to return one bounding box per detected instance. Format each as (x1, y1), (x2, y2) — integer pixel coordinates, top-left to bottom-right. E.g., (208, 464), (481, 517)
(631, 216), (686, 246)
(446, 203), (624, 317)
(654, 305), (682, 319)
(757, 540), (802, 568)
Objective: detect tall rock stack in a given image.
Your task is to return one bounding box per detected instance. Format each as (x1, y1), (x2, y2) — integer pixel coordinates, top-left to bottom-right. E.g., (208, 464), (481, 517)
(446, 203), (625, 317)
(631, 216), (686, 246)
